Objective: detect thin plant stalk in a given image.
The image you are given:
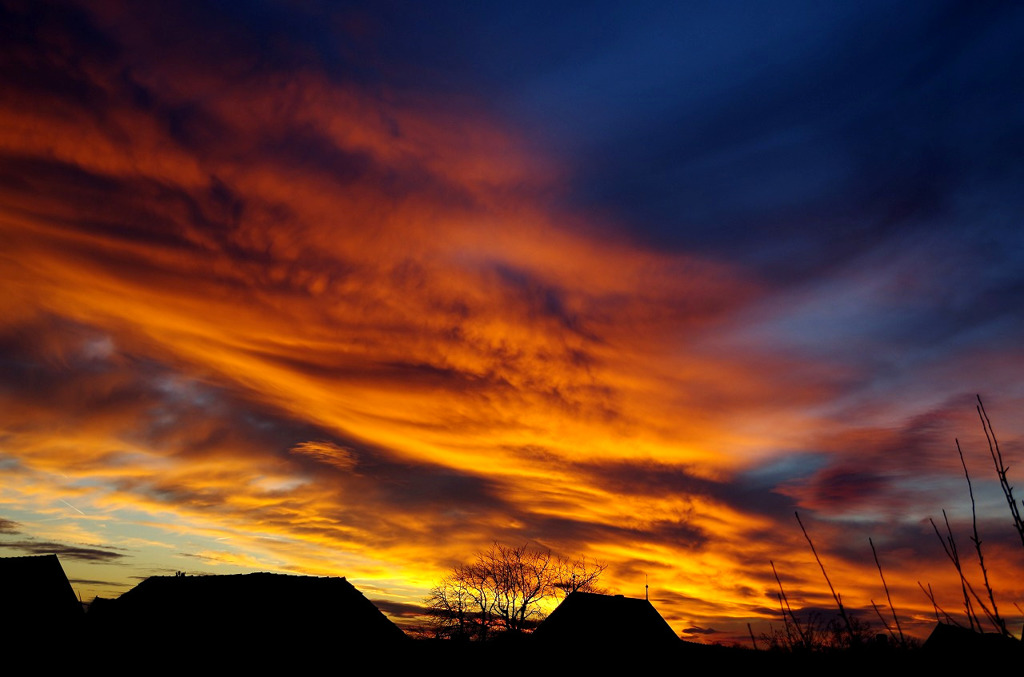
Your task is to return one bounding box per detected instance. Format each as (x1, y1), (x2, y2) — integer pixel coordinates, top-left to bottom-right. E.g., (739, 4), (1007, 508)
(776, 593), (794, 648)
(957, 438), (1009, 636)
(870, 600), (896, 642)
(772, 560), (807, 650)
(930, 512), (977, 630)
(930, 512), (1005, 632)
(869, 537), (905, 645)
(918, 581), (957, 625)
(977, 396), (1024, 549)
(795, 511), (855, 639)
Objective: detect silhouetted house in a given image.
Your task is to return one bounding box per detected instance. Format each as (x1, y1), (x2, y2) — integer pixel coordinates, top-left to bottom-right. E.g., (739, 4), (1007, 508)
(96, 572), (406, 651)
(923, 621), (1021, 657)
(0, 554), (83, 634)
(533, 591), (680, 649)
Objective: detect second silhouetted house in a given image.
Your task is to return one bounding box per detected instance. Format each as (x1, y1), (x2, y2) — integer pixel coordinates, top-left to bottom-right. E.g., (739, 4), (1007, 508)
(533, 591), (680, 648)
(923, 621), (1022, 658)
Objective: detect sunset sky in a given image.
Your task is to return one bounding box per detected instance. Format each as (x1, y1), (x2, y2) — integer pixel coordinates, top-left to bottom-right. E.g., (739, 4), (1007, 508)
(2, 0), (1024, 643)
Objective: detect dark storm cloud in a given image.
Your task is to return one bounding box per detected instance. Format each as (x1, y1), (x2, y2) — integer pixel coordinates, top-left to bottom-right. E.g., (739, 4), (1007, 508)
(654, 589), (711, 608)
(823, 521), (933, 568)
(725, 472), (805, 523)
(0, 313), (517, 548)
(492, 265), (593, 338)
(652, 588), (748, 619)
(0, 539), (127, 562)
(244, 345), (514, 395)
(0, 0), (121, 98)
(614, 556), (677, 583)
(576, 459), (718, 497)
(365, 460), (506, 513)
(805, 466), (889, 508)
(70, 578), (129, 588)
(529, 514), (706, 552)
(0, 316), (307, 458)
(372, 598), (427, 619)
(774, 397), (1003, 518)
(575, 457), (805, 528)
(0, 317), (155, 414)
(824, 508), (1022, 569)
(0, 518), (20, 534)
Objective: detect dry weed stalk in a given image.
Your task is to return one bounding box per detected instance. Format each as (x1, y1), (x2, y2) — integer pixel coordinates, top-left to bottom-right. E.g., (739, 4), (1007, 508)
(795, 511), (856, 641)
(869, 600), (895, 640)
(869, 537), (905, 645)
(976, 396), (1024, 549)
(930, 511), (987, 631)
(926, 397), (1018, 637)
(956, 438), (1009, 636)
(771, 559), (808, 650)
(918, 581), (957, 625)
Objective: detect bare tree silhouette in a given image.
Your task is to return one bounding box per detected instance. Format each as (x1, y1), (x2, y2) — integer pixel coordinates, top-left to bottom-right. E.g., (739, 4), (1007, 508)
(425, 543), (606, 639)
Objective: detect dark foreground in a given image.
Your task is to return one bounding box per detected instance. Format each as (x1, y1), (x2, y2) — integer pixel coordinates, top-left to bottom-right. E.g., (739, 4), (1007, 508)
(12, 626), (1018, 676)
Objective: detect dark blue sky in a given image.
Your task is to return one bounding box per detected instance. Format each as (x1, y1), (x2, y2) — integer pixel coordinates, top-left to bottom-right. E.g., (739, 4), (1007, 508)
(138, 0), (1024, 277)
(318, 1), (1024, 281)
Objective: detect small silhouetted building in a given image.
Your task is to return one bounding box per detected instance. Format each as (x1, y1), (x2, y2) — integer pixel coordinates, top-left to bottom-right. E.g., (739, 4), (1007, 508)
(0, 554), (83, 633)
(923, 622), (1022, 657)
(533, 591), (680, 648)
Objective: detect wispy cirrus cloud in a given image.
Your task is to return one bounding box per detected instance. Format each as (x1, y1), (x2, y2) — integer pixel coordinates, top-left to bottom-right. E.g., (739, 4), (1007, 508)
(0, 539), (127, 562)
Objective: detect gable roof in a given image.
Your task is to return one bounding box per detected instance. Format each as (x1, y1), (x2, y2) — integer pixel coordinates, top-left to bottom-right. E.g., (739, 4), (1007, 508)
(98, 572), (406, 644)
(533, 591), (680, 647)
(923, 621), (1022, 657)
(0, 554), (83, 625)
